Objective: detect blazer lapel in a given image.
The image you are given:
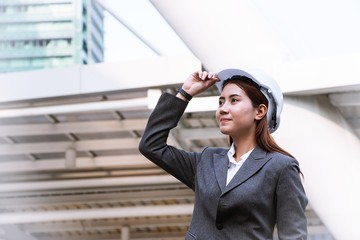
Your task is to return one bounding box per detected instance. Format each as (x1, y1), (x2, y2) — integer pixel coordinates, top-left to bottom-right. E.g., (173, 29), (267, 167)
(223, 146), (271, 195)
(213, 151), (229, 193)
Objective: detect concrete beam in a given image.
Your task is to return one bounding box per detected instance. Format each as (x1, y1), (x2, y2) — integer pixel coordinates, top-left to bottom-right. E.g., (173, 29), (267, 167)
(0, 204), (194, 225)
(0, 175), (180, 193)
(0, 155), (154, 173)
(0, 138), (140, 155)
(0, 56), (201, 103)
(0, 119), (148, 136)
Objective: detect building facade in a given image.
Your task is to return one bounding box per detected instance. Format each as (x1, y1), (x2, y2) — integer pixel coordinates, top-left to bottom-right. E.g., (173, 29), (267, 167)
(0, 0), (104, 73)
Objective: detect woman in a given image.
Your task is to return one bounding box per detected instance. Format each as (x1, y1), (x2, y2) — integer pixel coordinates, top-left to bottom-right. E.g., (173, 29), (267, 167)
(139, 68), (308, 239)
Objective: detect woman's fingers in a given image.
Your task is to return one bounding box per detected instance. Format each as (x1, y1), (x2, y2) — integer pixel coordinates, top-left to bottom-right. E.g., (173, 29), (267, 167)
(197, 71), (218, 80)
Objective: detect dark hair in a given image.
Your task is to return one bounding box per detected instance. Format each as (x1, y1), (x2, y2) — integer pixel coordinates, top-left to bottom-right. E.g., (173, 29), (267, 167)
(223, 77), (295, 159)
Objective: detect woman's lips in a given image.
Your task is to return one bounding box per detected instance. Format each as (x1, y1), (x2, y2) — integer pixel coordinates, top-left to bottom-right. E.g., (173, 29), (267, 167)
(220, 118), (231, 123)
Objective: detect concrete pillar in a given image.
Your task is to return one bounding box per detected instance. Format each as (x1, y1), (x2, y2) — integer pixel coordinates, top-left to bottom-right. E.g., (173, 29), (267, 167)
(65, 148), (76, 168)
(273, 95), (360, 240)
(121, 225), (130, 240)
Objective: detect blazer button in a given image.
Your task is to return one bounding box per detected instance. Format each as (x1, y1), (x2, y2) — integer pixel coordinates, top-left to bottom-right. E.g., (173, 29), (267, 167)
(216, 223), (223, 230)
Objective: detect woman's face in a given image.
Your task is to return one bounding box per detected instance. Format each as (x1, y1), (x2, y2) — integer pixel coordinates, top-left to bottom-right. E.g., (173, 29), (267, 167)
(216, 83), (258, 138)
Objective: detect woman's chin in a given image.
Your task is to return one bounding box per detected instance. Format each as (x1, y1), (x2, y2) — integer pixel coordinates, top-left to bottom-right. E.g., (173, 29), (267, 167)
(219, 128), (231, 135)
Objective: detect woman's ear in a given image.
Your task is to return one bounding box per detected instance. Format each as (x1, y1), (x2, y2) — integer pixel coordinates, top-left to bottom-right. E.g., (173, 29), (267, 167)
(255, 104), (267, 120)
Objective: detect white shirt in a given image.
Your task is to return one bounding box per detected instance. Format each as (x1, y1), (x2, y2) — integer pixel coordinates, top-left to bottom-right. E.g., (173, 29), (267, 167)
(226, 143), (254, 186)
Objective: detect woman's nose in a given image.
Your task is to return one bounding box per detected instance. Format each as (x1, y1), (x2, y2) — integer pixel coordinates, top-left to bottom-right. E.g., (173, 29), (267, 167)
(219, 102), (229, 114)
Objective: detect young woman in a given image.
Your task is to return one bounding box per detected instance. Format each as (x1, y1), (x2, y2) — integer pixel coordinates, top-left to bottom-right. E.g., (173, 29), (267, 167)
(139, 68), (308, 239)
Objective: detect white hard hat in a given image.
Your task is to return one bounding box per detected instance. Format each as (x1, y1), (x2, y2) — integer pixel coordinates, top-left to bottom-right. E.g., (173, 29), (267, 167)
(216, 68), (283, 133)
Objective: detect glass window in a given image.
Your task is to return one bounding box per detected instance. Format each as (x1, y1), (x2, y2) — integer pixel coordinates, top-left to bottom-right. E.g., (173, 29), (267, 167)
(4, 22), (73, 32)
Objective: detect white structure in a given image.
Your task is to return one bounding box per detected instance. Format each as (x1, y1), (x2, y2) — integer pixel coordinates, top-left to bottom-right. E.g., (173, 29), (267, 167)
(0, 1), (360, 239)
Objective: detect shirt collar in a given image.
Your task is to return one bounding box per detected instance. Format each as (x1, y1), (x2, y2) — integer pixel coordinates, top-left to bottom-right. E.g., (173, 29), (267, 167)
(227, 143), (254, 166)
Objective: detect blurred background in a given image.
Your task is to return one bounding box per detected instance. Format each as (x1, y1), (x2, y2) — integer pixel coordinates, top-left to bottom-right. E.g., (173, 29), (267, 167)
(0, 0), (360, 239)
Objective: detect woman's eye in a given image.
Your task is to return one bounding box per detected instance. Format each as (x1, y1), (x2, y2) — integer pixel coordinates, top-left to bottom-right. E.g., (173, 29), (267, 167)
(231, 98), (239, 103)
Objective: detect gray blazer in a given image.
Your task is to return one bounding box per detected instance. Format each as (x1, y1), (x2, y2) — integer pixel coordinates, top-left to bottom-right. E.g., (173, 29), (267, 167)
(139, 93), (308, 240)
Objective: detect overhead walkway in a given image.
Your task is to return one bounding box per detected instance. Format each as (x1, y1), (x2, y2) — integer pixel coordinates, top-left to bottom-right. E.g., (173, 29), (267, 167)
(0, 55), (359, 239)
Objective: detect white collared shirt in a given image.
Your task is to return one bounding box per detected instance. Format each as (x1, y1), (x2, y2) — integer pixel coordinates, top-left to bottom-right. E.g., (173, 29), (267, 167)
(226, 143), (254, 186)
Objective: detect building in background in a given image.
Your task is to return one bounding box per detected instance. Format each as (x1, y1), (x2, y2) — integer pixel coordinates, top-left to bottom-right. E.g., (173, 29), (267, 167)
(0, 0), (104, 73)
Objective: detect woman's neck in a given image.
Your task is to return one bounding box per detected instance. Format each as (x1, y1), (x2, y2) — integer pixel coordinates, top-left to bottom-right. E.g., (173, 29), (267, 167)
(231, 135), (256, 161)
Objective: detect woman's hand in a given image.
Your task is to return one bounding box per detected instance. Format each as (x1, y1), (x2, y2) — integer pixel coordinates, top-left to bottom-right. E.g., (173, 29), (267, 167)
(181, 71), (219, 98)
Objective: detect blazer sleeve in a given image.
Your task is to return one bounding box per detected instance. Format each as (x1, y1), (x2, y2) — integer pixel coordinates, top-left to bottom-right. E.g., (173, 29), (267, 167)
(276, 160), (308, 240)
(138, 92), (201, 190)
